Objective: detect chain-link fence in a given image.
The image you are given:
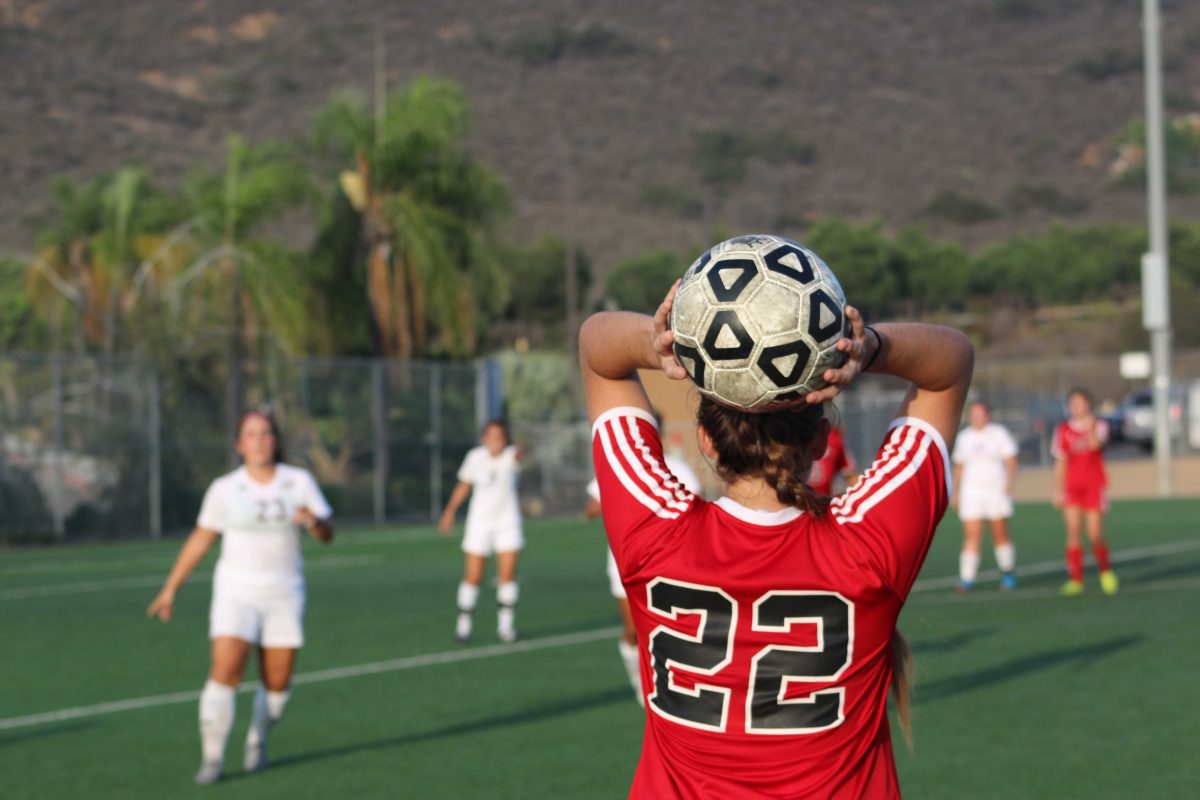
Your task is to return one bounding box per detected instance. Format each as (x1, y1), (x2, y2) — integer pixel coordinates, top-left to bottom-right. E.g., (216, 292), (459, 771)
(0, 354), (501, 543)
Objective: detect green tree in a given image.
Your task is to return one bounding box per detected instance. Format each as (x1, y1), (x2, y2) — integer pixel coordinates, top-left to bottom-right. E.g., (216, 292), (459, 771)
(313, 76), (509, 359)
(498, 237), (591, 345)
(605, 249), (686, 313)
(893, 226), (970, 312)
(803, 218), (899, 316)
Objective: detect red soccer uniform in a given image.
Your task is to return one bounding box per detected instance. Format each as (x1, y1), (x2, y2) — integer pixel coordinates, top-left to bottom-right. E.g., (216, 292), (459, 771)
(593, 407), (950, 800)
(809, 426), (857, 497)
(1052, 419), (1108, 511)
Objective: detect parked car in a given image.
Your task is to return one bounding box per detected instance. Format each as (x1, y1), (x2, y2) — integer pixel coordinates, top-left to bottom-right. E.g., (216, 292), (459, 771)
(1116, 387), (1185, 450)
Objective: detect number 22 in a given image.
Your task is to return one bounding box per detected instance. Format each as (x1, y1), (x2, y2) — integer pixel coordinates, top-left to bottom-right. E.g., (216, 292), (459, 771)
(646, 577), (854, 735)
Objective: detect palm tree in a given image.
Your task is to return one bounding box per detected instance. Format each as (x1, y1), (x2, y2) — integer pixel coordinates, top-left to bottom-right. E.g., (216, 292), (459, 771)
(313, 76), (509, 360)
(26, 168), (188, 354)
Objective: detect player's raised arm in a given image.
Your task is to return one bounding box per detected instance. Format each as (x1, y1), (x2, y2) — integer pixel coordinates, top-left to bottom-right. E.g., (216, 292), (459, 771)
(579, 282), (689, 424)
(863, 323), (975, 450)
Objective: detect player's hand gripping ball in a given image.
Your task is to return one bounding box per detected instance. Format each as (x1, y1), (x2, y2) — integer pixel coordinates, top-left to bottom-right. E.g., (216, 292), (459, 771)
(669, 234), (850, 412)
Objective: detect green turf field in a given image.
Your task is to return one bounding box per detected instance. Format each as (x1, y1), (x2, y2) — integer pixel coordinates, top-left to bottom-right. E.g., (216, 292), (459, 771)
(2, 499), (1198, 799)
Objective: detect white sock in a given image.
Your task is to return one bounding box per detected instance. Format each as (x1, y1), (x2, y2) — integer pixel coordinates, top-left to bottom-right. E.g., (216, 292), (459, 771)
(457, 582), (479, 613)
(246, 687), (290, 747)
(618, 638), (644, 706)
(995, 543), (1016, 573)
(497, 581), (518, 635)
(199, 679), (236, 764)
(959, 551), (980, 583)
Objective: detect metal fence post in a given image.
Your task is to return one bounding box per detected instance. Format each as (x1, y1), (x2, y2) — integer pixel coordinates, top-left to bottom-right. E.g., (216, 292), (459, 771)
(147, 364), (162, 538)
(372, 360), (387, 524)
(51, 357), (66, 541)
(430, 362), (443, 521)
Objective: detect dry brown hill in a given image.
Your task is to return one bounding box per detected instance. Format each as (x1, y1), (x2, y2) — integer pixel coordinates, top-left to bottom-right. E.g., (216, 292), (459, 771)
(4, 0), (1200, 278)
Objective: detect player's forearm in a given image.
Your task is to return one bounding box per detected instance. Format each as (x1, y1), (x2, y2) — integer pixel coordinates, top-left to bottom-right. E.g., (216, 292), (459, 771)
(309, 519), (334, 544)
(868, 323), (973, 392)
(1005, 458), (1018, 492)
(1053, 460), (1065, 491)
(579, 312), (659, 380)
(162, 529), (216, 593)
(442, 484), (471, 517)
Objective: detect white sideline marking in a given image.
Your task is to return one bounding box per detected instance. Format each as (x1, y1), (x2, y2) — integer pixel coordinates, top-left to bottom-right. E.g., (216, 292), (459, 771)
(0, 626), (622, 732)
(0, 555), (383, 601)
(909, 539), (1200, 593)
(911, 576), (1200, 605)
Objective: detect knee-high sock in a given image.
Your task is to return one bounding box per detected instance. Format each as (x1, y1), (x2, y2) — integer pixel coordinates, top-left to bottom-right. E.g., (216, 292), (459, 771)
(1092, 542), (1111, 572)
(1066, 546), (1084, 582)
(994, 543), (1016, 573)
(497, 581), (518, 634)
(959, 551), (980, 583)
(246, 686), (290, 746)
(457, 582), (479, 613)
(199, 680), (236, 764)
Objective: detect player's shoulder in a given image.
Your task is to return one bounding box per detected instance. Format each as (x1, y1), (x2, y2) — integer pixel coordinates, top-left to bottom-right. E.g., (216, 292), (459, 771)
(592, 406), (660, 439)
(208, 466), (245, 491)
(275, 463), (315, 485)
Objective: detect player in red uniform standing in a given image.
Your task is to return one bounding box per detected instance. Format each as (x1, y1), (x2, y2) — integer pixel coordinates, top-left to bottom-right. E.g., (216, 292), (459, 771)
(580, 285), (973, 799)
(1053, 388), (1119, 596)
(807, 423), (858, 497)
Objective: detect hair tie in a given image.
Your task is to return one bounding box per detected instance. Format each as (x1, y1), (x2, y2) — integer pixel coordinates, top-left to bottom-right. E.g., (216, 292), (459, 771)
(862, 326), (883, 373)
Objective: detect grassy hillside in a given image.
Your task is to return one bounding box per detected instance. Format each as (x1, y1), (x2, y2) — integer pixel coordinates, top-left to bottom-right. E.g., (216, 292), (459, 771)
(3, 0), (1200, 279)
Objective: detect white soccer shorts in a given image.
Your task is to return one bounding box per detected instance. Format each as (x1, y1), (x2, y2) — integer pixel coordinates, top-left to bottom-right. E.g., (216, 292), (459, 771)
(461, 523), (524, 557)
(958, 488), (1014, 522)
(209, 585), (305, 648)
(606, 547), (627, 600)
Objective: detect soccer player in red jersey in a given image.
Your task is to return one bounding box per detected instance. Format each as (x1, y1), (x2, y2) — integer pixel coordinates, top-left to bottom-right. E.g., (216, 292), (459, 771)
(579, 284), (973, 799)
(1052, 388), (1119, 596)
(808, 424), (858, 497)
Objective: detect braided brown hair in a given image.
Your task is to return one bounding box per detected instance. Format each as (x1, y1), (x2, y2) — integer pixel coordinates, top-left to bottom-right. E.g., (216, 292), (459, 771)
(696, 397), (830, 515)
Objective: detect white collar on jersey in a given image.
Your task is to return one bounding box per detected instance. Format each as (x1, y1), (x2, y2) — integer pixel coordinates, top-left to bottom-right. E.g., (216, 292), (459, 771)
(714, 496), (804, 526)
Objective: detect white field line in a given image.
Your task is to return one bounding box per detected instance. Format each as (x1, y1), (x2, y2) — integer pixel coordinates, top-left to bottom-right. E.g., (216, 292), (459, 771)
(0, 555), (383, 601)
(910, 576), (1200, 605)
(0, 626), (622, 732)
(909, 538), (1200, 593)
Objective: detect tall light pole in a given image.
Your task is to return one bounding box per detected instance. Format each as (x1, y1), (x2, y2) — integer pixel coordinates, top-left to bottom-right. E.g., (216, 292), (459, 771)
(1141, 0), (1173, 496)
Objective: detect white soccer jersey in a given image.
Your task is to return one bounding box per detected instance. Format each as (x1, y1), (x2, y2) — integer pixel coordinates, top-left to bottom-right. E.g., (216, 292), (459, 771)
(197, 464), (332, 590)
(458, 445), (522, 530)
(952, 423), (1018, 492)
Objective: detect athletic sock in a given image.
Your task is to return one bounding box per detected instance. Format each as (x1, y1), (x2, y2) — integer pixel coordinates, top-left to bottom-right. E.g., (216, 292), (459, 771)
(456, 582), (479, 613)
(994, 543), (1016, 573)
(199, 679), (236, 764)
(618, 638), (643, 703)
(246, 687), (290, 747)
(1066, 546), (1084, 582)
(959, 551), (980, 584)
(1092, 542), (1112, 573)
(497, 581), (518, 637)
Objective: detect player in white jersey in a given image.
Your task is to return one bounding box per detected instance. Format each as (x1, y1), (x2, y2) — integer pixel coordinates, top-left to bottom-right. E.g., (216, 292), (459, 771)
(586, 447), (703, 704)
(439, 419), (524, 643)
(146, 411), (333, 785)
(951, 400), (1018, 591)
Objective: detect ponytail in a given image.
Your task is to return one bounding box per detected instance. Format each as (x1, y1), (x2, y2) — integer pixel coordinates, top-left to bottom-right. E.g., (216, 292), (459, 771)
(890, 630), (915, 751)
(697, 397), (828, 515)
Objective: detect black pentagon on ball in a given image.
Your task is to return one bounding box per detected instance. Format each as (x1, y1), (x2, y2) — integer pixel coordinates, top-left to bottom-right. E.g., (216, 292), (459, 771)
(673, 342), (707, 388)
(702, 310), (755, 361)
(764, 244), (815, 285)
(756, 339), (813, 388)
(806, 288), (844, 342)
(706, 259), (757, 301)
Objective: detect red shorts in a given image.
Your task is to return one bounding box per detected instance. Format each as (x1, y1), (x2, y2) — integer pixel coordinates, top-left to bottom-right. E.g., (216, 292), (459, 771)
(1064, 484), (1108, 512)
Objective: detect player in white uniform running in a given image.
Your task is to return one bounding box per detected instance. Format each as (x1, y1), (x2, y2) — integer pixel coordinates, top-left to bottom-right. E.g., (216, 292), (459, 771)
(439, 419), (524, 643)
(147, 411), (334, 785)
(586, 442), (703, 704)
(951, 400), (1018, 591)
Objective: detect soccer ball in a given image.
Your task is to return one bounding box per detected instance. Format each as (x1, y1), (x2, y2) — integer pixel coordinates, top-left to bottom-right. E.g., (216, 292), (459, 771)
(670, 234), (849, 412)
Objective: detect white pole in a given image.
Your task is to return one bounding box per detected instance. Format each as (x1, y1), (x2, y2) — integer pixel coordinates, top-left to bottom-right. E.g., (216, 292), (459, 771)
(1141, 0), (1173, 496)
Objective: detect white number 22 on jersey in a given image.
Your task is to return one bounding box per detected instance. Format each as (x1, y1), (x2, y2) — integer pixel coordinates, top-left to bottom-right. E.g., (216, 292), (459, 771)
(646, 577), (854, 735)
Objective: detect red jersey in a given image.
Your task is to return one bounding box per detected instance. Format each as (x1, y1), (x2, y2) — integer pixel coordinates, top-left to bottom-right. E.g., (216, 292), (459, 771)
(1052, 418), (1108, 490)
(593, 407), (950, 800)
(809, 426), (857, 496)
